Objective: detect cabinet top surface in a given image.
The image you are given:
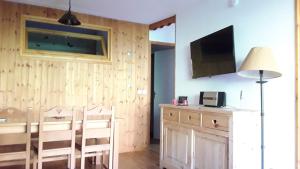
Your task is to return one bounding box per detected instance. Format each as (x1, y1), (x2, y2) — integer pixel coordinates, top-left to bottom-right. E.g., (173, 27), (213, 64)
(160, 104), (257, 115)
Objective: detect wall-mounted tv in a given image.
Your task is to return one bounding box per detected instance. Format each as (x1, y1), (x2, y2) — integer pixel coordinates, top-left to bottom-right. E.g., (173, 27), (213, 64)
(190, 25), (236, 78)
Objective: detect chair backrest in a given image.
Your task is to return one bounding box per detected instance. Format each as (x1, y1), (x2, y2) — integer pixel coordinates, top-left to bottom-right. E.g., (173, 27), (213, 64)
(0, 107), (31, 169)
(82, 106), (114, 138)
(81, 106), (114, 149)
(38, 106), (76, 146)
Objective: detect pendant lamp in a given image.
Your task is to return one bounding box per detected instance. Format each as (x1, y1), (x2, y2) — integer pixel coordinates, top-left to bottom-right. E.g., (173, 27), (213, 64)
(58, 0), (81, 26)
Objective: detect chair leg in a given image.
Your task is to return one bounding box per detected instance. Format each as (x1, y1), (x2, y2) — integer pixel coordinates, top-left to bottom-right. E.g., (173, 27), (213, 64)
(68, 155), (71, 169)
(38, 159), (42, 169)
(33, 155), (37, 169)
(81, 155), (85, 169)
(26, 157), (30, 169)
(109, 149), (113, 169)
(91, 156), (95, 165)
(71, 154), (75, 169)
(96, 155), (101, 165)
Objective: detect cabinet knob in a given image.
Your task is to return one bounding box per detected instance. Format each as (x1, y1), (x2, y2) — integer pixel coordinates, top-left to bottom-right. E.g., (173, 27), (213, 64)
(212, 119), (219, 128)
(188, 115), (192, 120)
(169, 112), (173, 116)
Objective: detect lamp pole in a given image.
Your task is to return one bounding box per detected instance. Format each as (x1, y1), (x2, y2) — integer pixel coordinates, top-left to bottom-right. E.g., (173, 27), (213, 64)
(238, 47), (281, 169)
(257, 70), (266, 169)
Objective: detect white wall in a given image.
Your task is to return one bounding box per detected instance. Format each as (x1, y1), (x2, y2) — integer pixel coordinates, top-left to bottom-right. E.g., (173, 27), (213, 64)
(176, 0), (295, 169)
(149, 23), (176, 43)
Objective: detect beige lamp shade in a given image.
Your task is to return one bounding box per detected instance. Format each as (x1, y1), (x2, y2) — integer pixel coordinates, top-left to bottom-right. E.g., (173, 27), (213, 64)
(238, 47), (281, 79)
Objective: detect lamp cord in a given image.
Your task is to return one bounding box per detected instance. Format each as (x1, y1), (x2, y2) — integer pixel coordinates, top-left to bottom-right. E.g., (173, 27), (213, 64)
(69, 0), (71, 11)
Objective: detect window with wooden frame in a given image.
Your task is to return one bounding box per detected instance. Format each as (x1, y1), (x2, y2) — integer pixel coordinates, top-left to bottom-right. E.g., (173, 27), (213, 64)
(21, 15), (112, 63)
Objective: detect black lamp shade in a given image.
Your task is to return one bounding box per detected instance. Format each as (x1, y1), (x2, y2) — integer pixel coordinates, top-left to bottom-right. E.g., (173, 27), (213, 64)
(58, 10), (81, 26)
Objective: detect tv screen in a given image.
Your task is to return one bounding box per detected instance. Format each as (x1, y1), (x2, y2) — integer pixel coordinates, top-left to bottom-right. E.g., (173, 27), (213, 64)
(190, 25), (236, 78)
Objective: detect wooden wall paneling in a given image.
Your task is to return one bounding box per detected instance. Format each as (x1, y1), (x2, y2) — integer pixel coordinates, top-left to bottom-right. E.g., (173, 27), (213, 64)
(114, 23), (127, 118)
(134, 24), (143, 149)
(11, 3), (22, 110)
(98, 64), (104, 105)
(59, 63), (66, 107)
(71, 62), (77, 106)
(115, 22), (130, 152)
(107, 64), (114, 106)
(76, 62), (86, 106)
(34, 61), (43, 120)
(46, 62), (54, 107)
(49, 62), (56, 107)
(67, 62), (74, 106)
(65, 62), (71, 107)
(113, 22), (128, 152)
(0, 7), (5, 108)
(138, 25), (150, 147)
(98, 64), (103, 105)
(74, 62), (81, 106)
(87, 64), (94, 105)
(40, 61), (47, 108)
(86, 63), (92, 105)
(19, 60), (28, 111)
(0, 1), (150, 153)
(1, 3), (9, 108)
(127, 23), (137, 151)
(27, 61), (35, 110)
(55, 62), (63, 107)
(55, 62), (61, 107)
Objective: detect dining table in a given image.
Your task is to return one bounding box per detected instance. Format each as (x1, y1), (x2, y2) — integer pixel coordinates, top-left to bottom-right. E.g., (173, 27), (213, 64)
(0, 111), (120, 169)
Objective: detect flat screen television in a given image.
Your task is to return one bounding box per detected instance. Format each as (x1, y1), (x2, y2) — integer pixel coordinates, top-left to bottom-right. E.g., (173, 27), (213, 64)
(190, 25), (236, 78)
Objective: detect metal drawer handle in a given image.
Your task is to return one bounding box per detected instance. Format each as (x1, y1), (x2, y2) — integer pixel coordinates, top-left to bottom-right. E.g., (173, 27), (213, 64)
(212, 119), (219, 128)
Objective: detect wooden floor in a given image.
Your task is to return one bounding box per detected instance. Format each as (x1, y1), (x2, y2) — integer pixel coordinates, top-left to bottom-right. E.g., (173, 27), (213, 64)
(119, 148), (160, 169)
(0, 145), (160, 169)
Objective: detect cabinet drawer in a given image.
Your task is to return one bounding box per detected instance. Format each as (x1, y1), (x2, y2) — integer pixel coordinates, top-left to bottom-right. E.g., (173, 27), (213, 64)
(202, 114), (229, 131)
(180, 111), (201, 126)
(163, 108), (179, 122)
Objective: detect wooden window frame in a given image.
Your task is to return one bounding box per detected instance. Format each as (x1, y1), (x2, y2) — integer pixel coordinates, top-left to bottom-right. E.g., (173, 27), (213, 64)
(20, 15), (112, 63)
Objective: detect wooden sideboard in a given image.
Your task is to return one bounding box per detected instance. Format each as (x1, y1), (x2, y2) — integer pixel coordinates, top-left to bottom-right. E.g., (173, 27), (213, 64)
(160, 104), (260, 169)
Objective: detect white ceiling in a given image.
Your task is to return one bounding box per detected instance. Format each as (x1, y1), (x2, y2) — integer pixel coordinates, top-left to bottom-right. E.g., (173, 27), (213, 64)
(6, 0), (200, 24)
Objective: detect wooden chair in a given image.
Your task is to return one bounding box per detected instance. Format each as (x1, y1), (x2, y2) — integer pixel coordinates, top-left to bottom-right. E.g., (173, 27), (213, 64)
(0, 107), (31, 169)
(77, 106), (114, 169)
(33, 106), (76, 169)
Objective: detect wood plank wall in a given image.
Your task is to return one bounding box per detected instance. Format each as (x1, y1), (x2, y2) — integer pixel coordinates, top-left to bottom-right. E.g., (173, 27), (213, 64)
(0, 1), (150, 153)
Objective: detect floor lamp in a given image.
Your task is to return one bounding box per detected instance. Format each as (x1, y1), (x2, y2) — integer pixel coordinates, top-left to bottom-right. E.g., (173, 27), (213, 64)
(238, 47), (281, 169)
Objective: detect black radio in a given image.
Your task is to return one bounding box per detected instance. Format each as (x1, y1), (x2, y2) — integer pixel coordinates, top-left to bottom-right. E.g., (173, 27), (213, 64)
(199, 92), (226, 107)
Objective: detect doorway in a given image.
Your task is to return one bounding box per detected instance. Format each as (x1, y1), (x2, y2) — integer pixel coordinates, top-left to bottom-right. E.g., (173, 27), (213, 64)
(150, 41), (175, 144)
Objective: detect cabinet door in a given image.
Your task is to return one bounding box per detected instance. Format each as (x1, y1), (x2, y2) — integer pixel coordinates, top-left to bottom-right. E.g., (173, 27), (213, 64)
(193, 131), (228, 169)
(163, 124), (192, 169)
